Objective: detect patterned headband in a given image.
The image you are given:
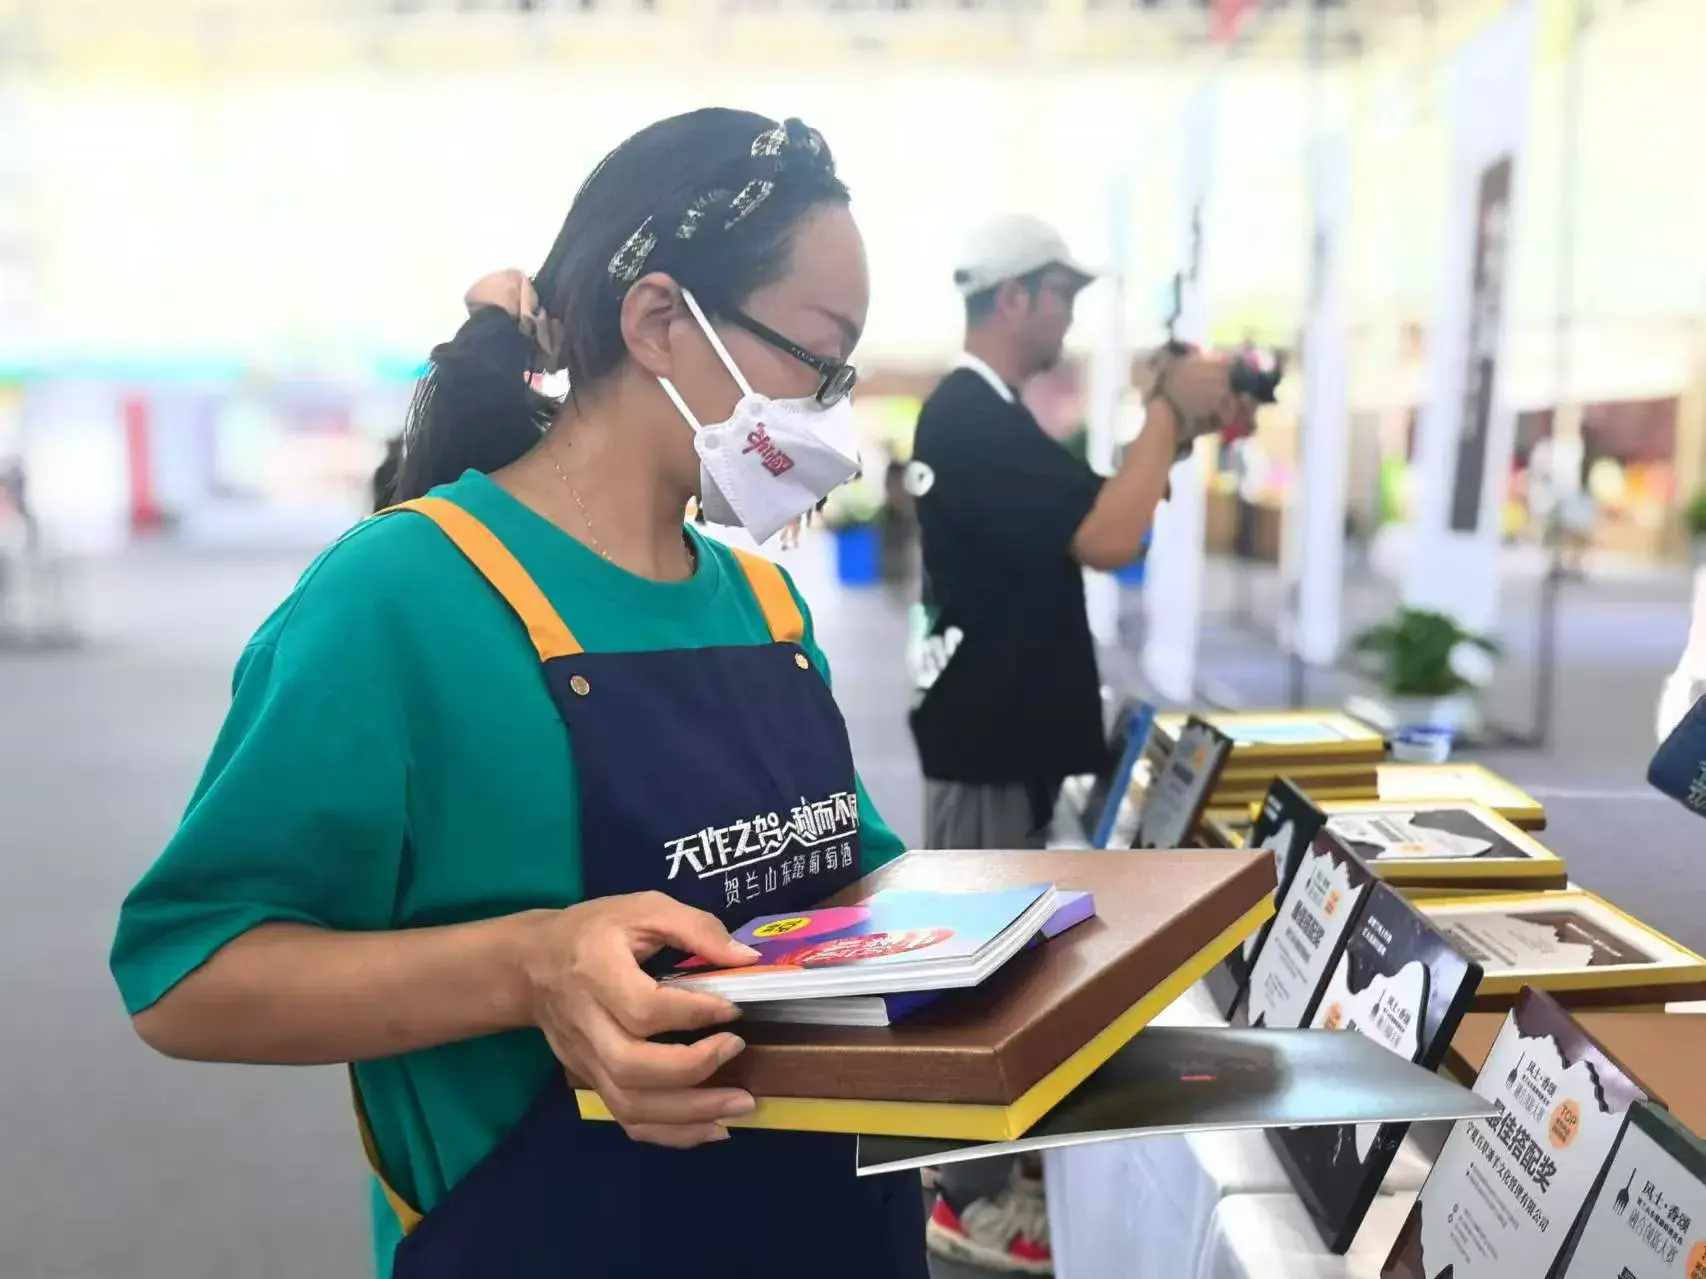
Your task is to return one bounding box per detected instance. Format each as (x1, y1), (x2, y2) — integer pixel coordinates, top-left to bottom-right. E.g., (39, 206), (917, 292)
(606, 118), (832, 287)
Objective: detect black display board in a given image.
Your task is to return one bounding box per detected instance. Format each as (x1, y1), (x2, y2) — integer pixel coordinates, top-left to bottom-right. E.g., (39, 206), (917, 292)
(1206, 777), (1327, 1020)
(1268, 880), (1483, 1253)
(1240, 831), (1374, 1032)
(1556, 1101), (1706, 1278)
(1384, 986), (1654, 1279)
(1133, 715), (1234, 851)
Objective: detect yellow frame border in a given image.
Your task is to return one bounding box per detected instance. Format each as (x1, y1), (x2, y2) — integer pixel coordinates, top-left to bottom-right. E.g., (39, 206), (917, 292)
(1376, 762), (1546, 827)
(576, 896), (1275, 1141)
(1411, 889), (1706, 995)
(1152, 710), (1385, 762)
(1316, 799), (1562, 885)
(1212, 784), (1373, 804)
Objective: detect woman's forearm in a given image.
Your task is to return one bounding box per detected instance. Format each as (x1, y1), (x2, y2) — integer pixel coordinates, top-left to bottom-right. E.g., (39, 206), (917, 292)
(131, 913), (551, 1065)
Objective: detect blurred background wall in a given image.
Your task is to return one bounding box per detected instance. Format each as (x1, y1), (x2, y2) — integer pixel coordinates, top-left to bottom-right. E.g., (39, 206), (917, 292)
(0, 0), (1701, 552)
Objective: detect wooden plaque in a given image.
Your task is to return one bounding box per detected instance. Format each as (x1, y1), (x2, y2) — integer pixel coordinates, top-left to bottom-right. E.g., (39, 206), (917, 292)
(571, 849), (1277, 1139)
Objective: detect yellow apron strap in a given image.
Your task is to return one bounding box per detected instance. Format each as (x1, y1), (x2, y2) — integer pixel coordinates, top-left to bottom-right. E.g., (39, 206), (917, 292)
(379, 497), (582, 661)
(729, 547), (805, 644)
(349, 1066), (424, 1235)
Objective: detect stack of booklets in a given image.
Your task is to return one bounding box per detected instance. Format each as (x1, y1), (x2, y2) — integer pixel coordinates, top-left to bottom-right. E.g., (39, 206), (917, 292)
(567, 850), (1494, 1161)
(1144, 709), (1386, 815)
(665, 884), (1096, 1027)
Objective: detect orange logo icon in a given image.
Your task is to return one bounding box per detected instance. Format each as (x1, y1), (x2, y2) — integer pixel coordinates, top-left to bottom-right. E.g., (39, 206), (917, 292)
(752, 916), (812, 938)
(1321, 1003), (1345, 1031)
(1324, 889), (1342, 917)
(1685, 1240), (1706, 1279)
(1548, 1098), (1581, 1150)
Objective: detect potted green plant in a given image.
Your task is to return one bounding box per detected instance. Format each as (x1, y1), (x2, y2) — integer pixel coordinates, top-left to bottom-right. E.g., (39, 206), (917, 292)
(1683, 491), (1706, 561)
(1344, 606), (1501, 743)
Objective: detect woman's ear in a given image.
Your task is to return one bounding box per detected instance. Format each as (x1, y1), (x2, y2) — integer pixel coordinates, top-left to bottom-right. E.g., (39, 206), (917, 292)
(619, 272), (686, 379)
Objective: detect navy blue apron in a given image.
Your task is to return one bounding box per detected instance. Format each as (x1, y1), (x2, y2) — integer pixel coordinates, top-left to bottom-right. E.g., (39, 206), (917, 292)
(361, 496), (927, 1279)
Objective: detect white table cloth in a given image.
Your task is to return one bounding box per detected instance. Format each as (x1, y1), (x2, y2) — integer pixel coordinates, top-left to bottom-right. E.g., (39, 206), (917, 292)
(1047, 982), (1435, 1279)
(1198, 1191), (1418, 1279)
(1048, 1124), (1433, 1278)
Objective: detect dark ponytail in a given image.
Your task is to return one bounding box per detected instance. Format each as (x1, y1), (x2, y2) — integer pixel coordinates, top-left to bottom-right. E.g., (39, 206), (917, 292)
(391, 306), (556, 503)
(390, 107), (849, 503)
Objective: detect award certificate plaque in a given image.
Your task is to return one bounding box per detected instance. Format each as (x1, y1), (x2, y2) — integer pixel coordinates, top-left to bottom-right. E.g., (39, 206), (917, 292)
(1377, 762), (1546, 830)
(1320, 800), (1566, 891)
(1415, 892), (1706, 1009)
(1383, 986), (1652, 1279)
(1269, 881), (1482, 1253)
(1556, 1101), (1706, 1278)
(1134, 715), (1234, 851)
(1207, 778), (1328, 1020)
(1242, 831), (1373, 1030)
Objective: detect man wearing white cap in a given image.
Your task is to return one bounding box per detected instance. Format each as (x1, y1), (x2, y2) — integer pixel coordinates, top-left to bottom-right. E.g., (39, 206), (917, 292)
(908, 215), (1250, 1272)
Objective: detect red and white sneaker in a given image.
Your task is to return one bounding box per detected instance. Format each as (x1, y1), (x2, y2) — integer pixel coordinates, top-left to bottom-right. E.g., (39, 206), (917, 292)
(925, 1167), (1053, 1274)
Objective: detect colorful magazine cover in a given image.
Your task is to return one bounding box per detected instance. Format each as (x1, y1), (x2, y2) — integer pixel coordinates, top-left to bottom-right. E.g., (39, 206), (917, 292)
(668, 883), (1053, 981)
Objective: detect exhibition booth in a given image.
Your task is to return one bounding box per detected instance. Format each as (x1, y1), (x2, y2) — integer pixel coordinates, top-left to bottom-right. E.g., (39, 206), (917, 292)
(3, 0), (1706, 1271)
(1034, 709), (1706, 1279)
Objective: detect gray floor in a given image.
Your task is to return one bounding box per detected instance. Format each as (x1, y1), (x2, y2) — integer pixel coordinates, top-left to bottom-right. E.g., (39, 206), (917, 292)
(1, 537), (1702, 1279)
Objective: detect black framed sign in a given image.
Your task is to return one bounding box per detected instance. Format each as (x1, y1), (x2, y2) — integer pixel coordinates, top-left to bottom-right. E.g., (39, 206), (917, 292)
(1207, 778), (1327, 1019)
(1268, 880), (1483, 1254)
(1555, 1101), (1706, 1279)
(1133, 715), (1234, 851)
(1241, 830), (1373, 1031)
(1384, 986), (1653, 1279)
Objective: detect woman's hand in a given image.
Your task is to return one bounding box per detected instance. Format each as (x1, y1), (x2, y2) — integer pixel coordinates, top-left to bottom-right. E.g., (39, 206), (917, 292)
(465, 268), (562, 366)
(519, 891), (762, 1149)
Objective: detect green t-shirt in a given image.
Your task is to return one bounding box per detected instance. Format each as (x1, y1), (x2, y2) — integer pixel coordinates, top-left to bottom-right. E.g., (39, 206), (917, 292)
(109, 470), (908, 1276)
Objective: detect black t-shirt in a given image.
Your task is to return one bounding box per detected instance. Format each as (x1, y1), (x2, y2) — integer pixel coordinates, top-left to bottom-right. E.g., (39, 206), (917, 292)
(907, 367), (1110, 786)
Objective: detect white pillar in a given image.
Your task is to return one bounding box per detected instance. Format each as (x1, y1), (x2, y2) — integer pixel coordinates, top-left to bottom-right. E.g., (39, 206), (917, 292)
(1288, 117), (1353, 665)
(1142, 75), (1218, 703)
(1402, 0), (1539, 632)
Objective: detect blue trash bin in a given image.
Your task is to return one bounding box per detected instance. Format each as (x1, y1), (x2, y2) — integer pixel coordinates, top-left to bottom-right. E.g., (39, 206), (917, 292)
(833, 524), (881, 587)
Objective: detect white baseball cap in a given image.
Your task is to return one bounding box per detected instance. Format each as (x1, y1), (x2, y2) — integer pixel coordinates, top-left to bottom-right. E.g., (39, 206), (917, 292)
(952, 214), (1098, 298)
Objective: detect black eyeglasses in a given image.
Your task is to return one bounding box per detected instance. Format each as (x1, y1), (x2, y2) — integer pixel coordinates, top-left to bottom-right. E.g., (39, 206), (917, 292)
(725, 310), (858, 408)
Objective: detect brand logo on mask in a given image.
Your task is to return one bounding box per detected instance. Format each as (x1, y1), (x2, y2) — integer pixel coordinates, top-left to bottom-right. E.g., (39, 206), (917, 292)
(743, 424), (796, 477)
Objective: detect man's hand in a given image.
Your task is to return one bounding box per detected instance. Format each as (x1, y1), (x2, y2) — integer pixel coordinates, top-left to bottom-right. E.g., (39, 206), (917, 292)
(1137, 351), (1256, 443)
(519, 891), (761, 1148)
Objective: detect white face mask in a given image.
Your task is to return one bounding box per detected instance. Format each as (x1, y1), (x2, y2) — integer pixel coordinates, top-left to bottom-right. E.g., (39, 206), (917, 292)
(658, 290), (861, 545)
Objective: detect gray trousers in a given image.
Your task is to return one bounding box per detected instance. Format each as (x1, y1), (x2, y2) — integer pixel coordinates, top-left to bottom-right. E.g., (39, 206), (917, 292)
(923, 780), (1051, 851)
(921, 780), (1050, 1204)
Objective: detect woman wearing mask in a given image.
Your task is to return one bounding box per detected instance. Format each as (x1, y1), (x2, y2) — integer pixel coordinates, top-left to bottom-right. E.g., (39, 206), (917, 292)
(110, 109), (922, 1277)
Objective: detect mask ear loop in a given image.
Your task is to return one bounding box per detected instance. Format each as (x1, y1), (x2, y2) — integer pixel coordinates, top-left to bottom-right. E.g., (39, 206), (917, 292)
(658, 289), (754, 431)
(681, 288), (755, 395)
(658, 288), (758, 431)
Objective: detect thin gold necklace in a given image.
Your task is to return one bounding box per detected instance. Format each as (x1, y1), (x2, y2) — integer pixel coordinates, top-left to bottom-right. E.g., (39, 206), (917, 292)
(546, 444), (612, 563)
(545, 443), (697, 575)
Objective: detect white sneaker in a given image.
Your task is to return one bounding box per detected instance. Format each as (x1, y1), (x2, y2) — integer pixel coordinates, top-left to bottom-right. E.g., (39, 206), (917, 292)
(925, 1165), (1053, 1274)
